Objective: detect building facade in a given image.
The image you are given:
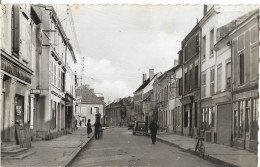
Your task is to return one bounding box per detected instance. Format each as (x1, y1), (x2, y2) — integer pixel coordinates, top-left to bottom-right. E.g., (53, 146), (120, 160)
(180, 24), (201, 137)
(75, 85), (105, 126)
(105, 97), (133, 127)
(1, 4), (35, 144)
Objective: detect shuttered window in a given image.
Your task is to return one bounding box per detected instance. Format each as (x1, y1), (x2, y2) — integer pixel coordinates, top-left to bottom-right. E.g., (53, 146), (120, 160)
(217, 65), (222, 92)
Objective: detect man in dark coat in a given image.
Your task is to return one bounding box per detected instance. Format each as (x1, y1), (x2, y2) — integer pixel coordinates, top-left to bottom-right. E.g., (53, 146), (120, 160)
(149, 120), (158, 144)
(94, 122), (101, 139)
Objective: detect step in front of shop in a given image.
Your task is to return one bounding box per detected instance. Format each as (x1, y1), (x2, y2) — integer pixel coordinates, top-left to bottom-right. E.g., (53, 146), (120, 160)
(1, 145), (35, 159)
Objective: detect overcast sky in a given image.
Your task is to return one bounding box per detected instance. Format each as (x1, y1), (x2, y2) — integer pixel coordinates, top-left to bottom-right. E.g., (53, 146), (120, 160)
(71, 5), (204, 103)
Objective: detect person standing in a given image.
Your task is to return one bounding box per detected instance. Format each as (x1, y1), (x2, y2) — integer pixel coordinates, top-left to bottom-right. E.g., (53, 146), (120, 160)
(149, 120), (158, 144)
(87, 119), (92, 138)
(94, 121), (101, 139)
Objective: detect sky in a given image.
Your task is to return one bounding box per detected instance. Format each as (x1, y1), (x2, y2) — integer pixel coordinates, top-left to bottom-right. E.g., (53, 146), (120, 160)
(71, 5), (204, 103)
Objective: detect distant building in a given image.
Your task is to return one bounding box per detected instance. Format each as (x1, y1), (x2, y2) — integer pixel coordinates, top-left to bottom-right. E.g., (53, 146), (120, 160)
(75, 85), (105, 126)
(133, 69), (161, 121)
(105, 96), (133, 126)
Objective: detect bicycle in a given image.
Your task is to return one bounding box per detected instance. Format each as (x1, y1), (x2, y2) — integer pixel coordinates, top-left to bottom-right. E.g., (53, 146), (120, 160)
(195, 136), (205, 158)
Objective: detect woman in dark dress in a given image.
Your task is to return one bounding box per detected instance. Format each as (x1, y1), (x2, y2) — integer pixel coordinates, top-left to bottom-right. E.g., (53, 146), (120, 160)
(87, 119), (92, 138)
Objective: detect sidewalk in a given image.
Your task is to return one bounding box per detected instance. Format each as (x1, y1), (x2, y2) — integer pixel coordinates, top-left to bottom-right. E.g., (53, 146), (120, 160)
(156, 133), (257, 167)
(1, 127), (93, 167)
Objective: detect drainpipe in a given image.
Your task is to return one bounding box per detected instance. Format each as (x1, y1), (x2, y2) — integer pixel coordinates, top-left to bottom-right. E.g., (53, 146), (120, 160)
(228, 40), (233, 147)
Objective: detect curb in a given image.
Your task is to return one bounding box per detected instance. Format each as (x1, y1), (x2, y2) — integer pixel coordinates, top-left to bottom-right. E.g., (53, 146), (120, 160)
(60, 135), (94, 167)
(156, 137), (239, 167)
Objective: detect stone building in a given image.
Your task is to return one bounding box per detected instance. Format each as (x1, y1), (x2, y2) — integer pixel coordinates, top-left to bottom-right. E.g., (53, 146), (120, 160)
(214, 10), (259, 152)
(199, 5), (257, 143)
(105, 97), (133, 127)
(1, 4), (35, 145)
(133, 69), (160, 121)
(180, 24), (200, 138)
(75, 85), (105, 126)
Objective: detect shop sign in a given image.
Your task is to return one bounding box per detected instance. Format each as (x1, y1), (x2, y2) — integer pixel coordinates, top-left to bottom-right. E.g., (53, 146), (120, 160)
(1, 57), (31, 84)
(30, 89), (41, 94)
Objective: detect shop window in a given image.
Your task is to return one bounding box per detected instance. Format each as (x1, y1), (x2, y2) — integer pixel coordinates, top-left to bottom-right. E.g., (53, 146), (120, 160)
(251, 99), (258, 140)
(234, 110), (238, 138)
(211, 107), (215, 127)
(239, 101), (244, 138)
(195, 103), (197, 127)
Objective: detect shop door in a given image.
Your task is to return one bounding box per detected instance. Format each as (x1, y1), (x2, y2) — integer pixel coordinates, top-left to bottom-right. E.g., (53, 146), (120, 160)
(15, 95), (24, 126)
(217, 103), (231, 146)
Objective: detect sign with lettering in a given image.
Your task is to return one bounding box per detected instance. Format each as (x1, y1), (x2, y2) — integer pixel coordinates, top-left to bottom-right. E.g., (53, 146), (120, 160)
(30, 89), (41, 94)
(1, 57), (31, 84)
(15, 125), (31, 148)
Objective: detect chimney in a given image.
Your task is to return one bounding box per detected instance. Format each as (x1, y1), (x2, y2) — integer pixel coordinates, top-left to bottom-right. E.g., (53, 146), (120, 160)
(90, 88), (94, 93)
(204, 5), (208, 16)
(143, 74), (147, 83)
(149, 69), (154, 79)
(174, 59), (179, 67)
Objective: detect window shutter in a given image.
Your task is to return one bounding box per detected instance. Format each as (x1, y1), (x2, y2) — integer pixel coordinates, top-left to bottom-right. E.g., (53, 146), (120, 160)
(13, 5), (20, 54)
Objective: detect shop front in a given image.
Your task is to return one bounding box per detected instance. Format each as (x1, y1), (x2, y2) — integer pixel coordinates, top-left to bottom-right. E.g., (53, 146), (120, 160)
(1, 53), (33, 146)
(232, 89), (258, 152)
(200, 98), (216, 143)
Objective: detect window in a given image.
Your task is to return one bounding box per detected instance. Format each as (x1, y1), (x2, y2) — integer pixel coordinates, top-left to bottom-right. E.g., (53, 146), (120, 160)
(234, 110), (238, 137)
(51, 61), (54, 84)
(11, 5), (19, 57)
(179, 78), (183, 96)
(226, 62), (231, 89)
(201, 73), (206, 98)
(184, 72), (188, 92)
(189, 68), (192, 90)
(195, 66), (198, 88)
(239, 53), (244, 84)
(210, 29), (214, 58)
(58, 68), (61, 89)
(210, 68), (215, 95)
(217, 65), (222, 92)
(54, 64), (57, 86)
(202, 36), (206, 61)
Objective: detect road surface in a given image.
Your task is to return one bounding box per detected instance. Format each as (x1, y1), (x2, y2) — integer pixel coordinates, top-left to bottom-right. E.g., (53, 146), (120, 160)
(70, 127), (219, 167)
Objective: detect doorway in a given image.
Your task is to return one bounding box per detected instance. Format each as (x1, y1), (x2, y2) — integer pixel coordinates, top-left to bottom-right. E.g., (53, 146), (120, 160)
(14, 95), (24, 126)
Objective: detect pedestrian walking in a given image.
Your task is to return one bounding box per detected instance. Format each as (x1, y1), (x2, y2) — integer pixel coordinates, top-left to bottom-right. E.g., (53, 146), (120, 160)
(87, 119), (92, 138)
(149, 120), (158, 144)
(94, 121), (101, 139)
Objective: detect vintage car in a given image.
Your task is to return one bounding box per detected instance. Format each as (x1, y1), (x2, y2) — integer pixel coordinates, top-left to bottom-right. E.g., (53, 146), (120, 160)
(132, 121), (148, 135)
(128, 122), (135, 130)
